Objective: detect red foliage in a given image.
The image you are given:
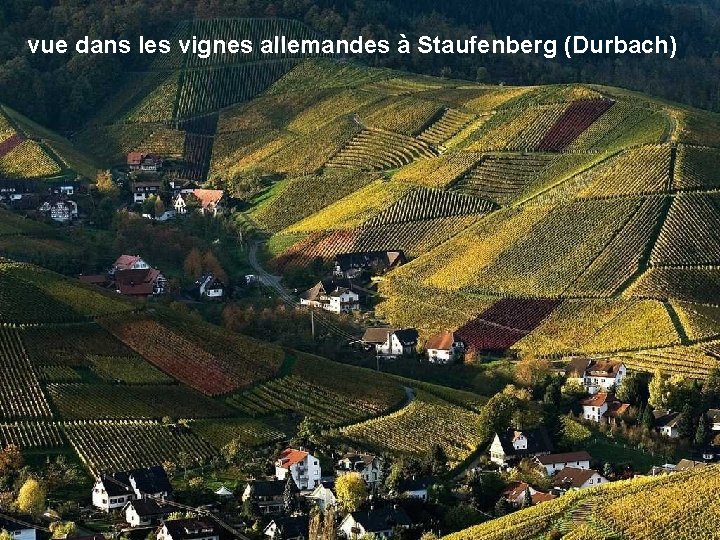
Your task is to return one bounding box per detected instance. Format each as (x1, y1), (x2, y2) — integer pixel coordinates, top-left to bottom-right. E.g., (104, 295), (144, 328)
(0, 133), (26, 159)
(271, 229), (358, 271)
(537, 99), (613, 152)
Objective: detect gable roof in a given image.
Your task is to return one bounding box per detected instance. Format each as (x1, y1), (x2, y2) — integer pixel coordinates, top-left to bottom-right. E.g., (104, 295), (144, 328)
(277, 448), (309, 468)
(126, 498), (172, 517)
(266, 515), (309, 539)
(565, 358), (590, 378)
(247, 479), (286, 497)
(393, 328), (419, 345)
(552, 467), (603, 488)
(98, 472), (133, 497)
(502, 481), (532, 501)
(113, 254), (143, 270)
(425, 331), (458, 351)
(347, 506), (412, 532)
(586, 359), (623, 377)
(338, 453), (378, 471)
(531, 492), (557, 504)
(163, 519), (218, 540)
(495, 427), (553, 457)
(334, 251), (406, 272)
(399, 476), (432, 492)
(362, 327), (396, 344)
(535, 451), (592, 465)
(129, 465), (172, 494)
(580, 392), (611, 407)
(187, 189), (224, 209)
(0, 515), (38, 533)
(675, 459), (708, 471)
(114, 268), (163, 296)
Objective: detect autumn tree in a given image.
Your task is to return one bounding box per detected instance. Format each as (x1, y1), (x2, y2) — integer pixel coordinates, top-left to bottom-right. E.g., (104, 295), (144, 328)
(514, 356), (551, 389)
(202, 251), (228, 285)
(322, 506), (336, 540)
(335, 473), (367, 512)
(308, 506), (322, 540)
(16, 478), (46, 517)
(283, 476), (298, 514)
(49, 521), (77, 539)
(154, 197), (166, 217)
(0, 445), (22, 475)
(183, 248), (203, 280)
(96, 169), (119, 197)
(648, 369), (666, 409)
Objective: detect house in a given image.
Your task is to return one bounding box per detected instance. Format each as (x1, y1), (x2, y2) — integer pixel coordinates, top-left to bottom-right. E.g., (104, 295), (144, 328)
(553, 467), (607, 491)
(128, 153), (164, 173)
(300, 280), (360, 314)
(123, 498), (172, 528)
(339, 506), (412, 540)
(114, 267), (167, 296)
(156, 519), (219, 540)
(0, 516), (38, 540)
(534, 451), (592, 475)
(397, 476), (432, 501)
(242, 479), (286, 515)
(306, 481), (336, 512)
(110, 254), (150, 274)
(565, 358), (626, 394)
(275, 448), (322, 491)
(362, 327), (419, 359)
(425, 331), (464, 364)
(131, 180), (162, 203)
(502, 481), (537, 507)
(169, 180), (199, 196)
(195, 274), (224, 299)
(532, 492), (557, 505)
(174, 189), (225, 216)
(580, 393), (630, 424)
(489, 427), (553, 466)
(674, 459), (708, 472)
(336, 453), (383, 486)
(707, 409), (720, 431)
(264, 516), (309, 540)
(92, 465), (172, 512)
(38, 197), (78, 223)
(334, 251), (406, 279)
(653, 409), (681, 438)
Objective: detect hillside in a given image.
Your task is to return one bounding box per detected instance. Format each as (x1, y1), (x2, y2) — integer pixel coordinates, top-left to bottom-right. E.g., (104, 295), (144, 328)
(443, 464), (720, 540)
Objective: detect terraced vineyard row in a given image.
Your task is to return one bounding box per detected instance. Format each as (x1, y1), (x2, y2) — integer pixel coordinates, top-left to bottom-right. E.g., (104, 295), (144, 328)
(226, 375), (386, 426)
(674, 145), (720, 190)
(64, 420), (216, 473)
(341, 393), (483, 465)
(0, 329), (51, 419)
(628, 267), (720, 304)
(619, 343), (720, 379)
(0, 133), (25, 158)
(190, 419), (286, 449)
(393, 152), (481, 188)
(47, 383), (234, 420)
(418, 108), (475, 145)
(651, 193), (720, 266)
(363, 96), (443, 135)
(365, 187), (495, 226)
(0, 422), (64, 449)
(326, 128), (437, 170)
(0, 140), (62, 178)
(537, 99), (613, 151)
(452, 154), (555, 204)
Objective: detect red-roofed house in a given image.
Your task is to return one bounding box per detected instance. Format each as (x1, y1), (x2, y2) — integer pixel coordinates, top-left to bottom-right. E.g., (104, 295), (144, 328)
(110, 255), (150, 274)
(425, 331), (464, 364)
(174, 189), (226, 217)
(580, 392), (629, 424)
(552, 467), (607, 491)
(275, 448), (321, 490)
(127, 153), (163, 173)
(566, 358), (626, 394)
(534, 451), (592, 475)
(114, 268), (167, 296)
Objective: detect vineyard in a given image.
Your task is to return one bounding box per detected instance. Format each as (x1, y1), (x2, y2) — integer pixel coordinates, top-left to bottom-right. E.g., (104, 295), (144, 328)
(0, 329), (52, 419)
(674, 145), (720, 190)
(363, 96), (444, 135)
(536, 99), (613, 151)
(627, 267), (720, 304)
(47, 383), (234, 420)
(190, 419), (286, 449)
(393, 152), (480, 188)
(87, 356), (174, 384)
(0, 422), (64, 449)
(341, 392), (483, 465)
(64, 420), (216, 474)
(418, 108), (476, 146)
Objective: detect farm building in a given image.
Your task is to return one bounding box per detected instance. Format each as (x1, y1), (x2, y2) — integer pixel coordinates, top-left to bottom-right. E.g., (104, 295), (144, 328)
(174, 189), (226, 216)
(489, 426), (553, 466)
(300, 279), (360, 313)
(127, 152), (164, 173)
(336, 452), (383, 486)
(362, 327), (418, 359)
(424, 331), (464, 364)
(275, 448), (322, 490)
(565, 358), (626, 394)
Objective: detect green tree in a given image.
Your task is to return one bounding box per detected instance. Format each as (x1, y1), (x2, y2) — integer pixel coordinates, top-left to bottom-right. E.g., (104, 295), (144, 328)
(648, 369), (666, 409)
(283, 475), (298, 514)
(49, 521), (77, 539)
(602, 462), (614, 478)
(521, 486), (533, 508)
(617, 374), (641, 405)
(676, 403), (695, 439)
(16, 478), (46, 517)
(478, 392), (519, 442)
(494, 496), (512, 517)
(426, 444), (449, 476)
(695, 413), (710, 447)
(335, 472), (367, 512)
(641, 404), (655, 431)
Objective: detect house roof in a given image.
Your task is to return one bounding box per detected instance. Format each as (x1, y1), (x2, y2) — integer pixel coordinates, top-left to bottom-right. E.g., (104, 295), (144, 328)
(129, 465), (172, 494)
(565, 358), (590, 378)
(399, 476), (432, 492)
(531, 492), (557, 504)
(277, 448), (308, 468)
(79, 274), (109, 285)
(552, 467), (602, 488)
(335, 251), (406, 272)
(675, 459), (708, 471)
(495, 427), (553, 457)
(126, 498), (172, 517)
(394, 328), (419, 345)
(162, 519), (219, 540)
(425, 331), (458, 351)
(247, 479), (285, 497)
(586, 359), (623, 377)
(113, 254), (143, 270)
(604, 402), (630, 418)
(580, 393), (611, 407)
(707, 409), (720, 423)
(338, 453), (378, 471)
(502, 481), (532, 501)
(115, 268), (163, 296)
(0, 516), (37, 532)
(362, 327), (396, 344)
(127, 152), (144, 166)
(346, 506), (412, 533)
(98, 473), (134, 497)
(189, 189), (224, 209)
(266, 516), (309, 539)
(535, 451), (592, 465)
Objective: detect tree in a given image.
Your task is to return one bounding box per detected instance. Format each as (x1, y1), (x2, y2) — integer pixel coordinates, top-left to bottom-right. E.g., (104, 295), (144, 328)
(543, 383), (561, 407)
(702, 367), (720, 408)
(602, 462), (614, 479)
(16, 478), (46, 517)
(202, 251), (228, 285)
(49, 521), (77, 539)
(648, 369), (666, 409)
(641, 404), (655, 431)
(514, 356), (551, 389)
(521, 486), (533, 508)
(0, 530), (13, 540)
(478, 392), (519, 442)
(676, 403), (695, 439)
(322, 506), (336, 540)
(426, 444), (449, 476)
(695, 413), (710, 447)
(468, 471), (505, 512)
(308, 506), (322, 540)
(183, 248), (203, 280)
(296, 417), (321, 447)
(0, 445), (22, 476)
(335, 473), (367, 512)
(617, 373), (641, 405)
(154, 197), (166, 217)
(283, 476), (298, 514)
(96, 170), (118, 196)
(494, 496), (512, 517)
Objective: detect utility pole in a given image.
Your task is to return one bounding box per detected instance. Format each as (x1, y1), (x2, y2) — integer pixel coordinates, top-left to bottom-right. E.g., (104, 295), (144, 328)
(311, 309), (315, 339)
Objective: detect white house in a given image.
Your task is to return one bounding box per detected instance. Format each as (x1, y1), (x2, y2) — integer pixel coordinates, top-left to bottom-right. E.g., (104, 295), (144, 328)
(336, 453), (383, 486)
(242, 479), (286, 515)
(654, 409), (681, 438)
(566, 358), (626, 394)
(264, 516), (309, 540)
(174, 189), (225, 217)
(424, 331), (464, 364)
(489, 427), (552, 466)
(123, 498), (172, 528)
(197, 274), (224, 299)
(362, 327), (419, 359)
(156, 519), (219, 540)
(275, 448), (322, 491)
(131, 180), (162, 203)
(534, 451), (592, 475)
(0, 516), (38, 540)
(307, 481), (336, 512)
(580, 392), (629, 424)
(110, 254), (150, 274)
(707, 409), (720, 431)
(339, 507), (412, 540)
(92, 466), (172, 512)
(128, 153), (163, 173)
(398, 476), (431, 501)
(300, 280), (359, 314)
(39, 198), (78, 223)
(502, 481), (537, 507)
(552, 467), (607, 491)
